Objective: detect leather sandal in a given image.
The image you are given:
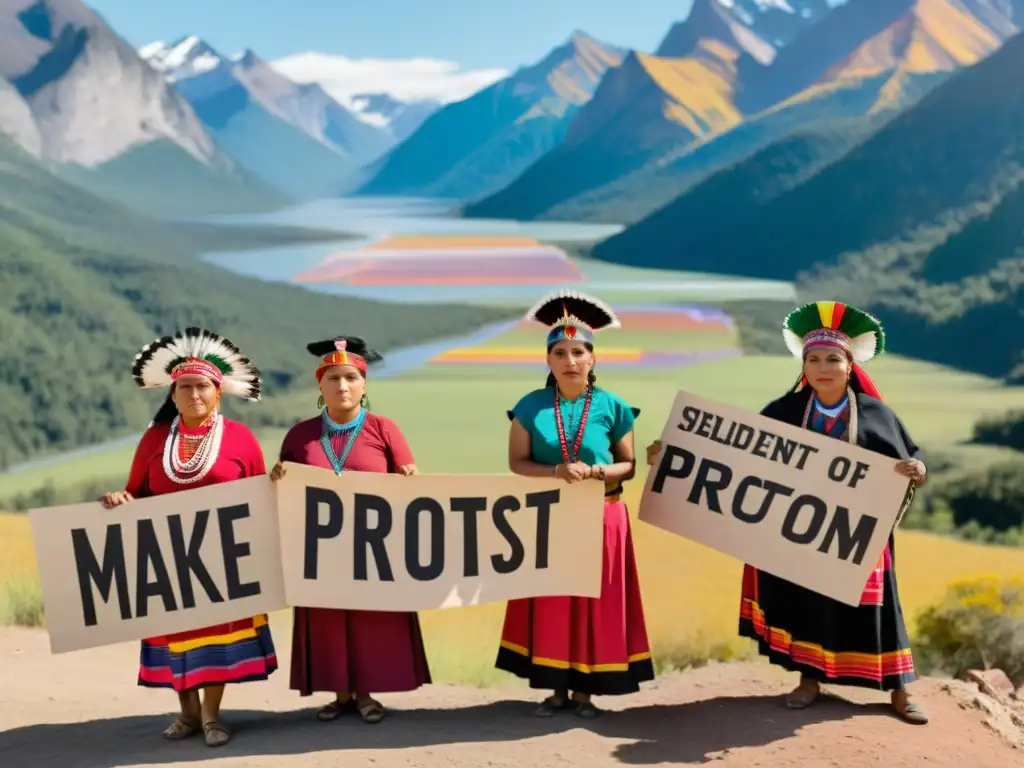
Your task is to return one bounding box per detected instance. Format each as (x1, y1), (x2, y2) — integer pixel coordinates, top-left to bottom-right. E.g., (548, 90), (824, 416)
(202, 720), (232, 747)
(163, 717), (200, 740)
(534, 695), (575, 717)
(893, 699), (929, 725)
(785, 684), (821, 709)
(574, 700), (600, 718)
(317, 697), (357, 721)
(357, 697), (386, 724)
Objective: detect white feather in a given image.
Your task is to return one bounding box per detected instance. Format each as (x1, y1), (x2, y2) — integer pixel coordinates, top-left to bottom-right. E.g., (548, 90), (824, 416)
(850, 331), (878, 363)
(783, 328), (805, 358)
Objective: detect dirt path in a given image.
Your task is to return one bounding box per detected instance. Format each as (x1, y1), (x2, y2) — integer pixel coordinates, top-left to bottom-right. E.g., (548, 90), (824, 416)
(1, 626), (1021, 767)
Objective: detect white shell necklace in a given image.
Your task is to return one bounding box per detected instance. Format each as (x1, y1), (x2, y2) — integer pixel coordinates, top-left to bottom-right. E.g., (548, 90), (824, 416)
(163, 410), (224, 485)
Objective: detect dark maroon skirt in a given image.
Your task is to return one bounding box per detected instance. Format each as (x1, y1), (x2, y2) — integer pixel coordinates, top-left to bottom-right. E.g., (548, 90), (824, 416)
(290, 607), (432, 695)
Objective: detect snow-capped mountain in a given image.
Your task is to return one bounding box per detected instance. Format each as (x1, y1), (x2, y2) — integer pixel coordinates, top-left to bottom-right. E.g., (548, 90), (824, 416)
(140, 36), (390, 163)
(271, 51), (503, 142)
(348, 92), (441, 143)
(139, 35), (393, 197)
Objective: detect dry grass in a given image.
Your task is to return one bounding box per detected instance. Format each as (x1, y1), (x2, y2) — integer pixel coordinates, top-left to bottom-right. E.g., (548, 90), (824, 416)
(6, 471), (1020, 688)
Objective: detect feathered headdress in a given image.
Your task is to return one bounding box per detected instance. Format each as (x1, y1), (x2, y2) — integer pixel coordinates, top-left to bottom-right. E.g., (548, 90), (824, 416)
(307, 336), (383, 380)
(132, 327), (261, 401)
(525, 289), (621, 348)
(783, 301), (886, 399)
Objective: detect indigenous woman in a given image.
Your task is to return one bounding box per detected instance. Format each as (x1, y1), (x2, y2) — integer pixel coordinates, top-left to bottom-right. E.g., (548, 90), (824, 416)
(99, 328), (277, 748)
(270, 336), (431, 724)
(646, 302), (928, 724)
(496, 290), (654, 717)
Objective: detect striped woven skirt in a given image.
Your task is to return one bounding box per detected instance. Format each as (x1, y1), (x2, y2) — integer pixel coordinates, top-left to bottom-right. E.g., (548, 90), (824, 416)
(495, 497), (655, 695)
(138, 614), (278, 691)
(738, 534), (916, 691)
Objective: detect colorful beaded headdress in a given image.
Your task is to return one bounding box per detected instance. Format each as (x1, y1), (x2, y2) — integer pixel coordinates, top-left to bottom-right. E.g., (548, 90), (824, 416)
(525, 289), (621, 349)
(783, 301), (886, 398)
(308, 336), (383, 380)
(132, 327), (261, 400)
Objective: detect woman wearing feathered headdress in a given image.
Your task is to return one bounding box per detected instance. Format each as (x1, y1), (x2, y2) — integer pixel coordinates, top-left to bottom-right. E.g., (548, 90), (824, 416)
(99, 328), (277, 747)
(495, 290), (654, 717)
(269, 336), (430, 724)
(647, 301), (929, 724)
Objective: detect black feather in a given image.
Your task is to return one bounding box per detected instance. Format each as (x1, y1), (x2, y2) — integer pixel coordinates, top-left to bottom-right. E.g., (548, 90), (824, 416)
(306, 336), (384, 365)
(527, 290), (619, 330)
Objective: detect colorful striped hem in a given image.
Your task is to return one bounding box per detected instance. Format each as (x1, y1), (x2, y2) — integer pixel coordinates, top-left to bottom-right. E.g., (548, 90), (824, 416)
(740, 598), (916, 690)
(139, 622), (278, 692)
(498, 639), (652, 674)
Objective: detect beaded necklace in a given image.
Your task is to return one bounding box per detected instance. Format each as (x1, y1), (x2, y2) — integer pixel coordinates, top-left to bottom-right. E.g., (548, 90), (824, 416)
(163, 410), (224, 485)
(554, 385), (593, 463)
(320, 408), (366, 474)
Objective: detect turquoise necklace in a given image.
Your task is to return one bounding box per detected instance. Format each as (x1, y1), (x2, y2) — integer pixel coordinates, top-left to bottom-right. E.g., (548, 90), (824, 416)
(320, 408), (366, 474)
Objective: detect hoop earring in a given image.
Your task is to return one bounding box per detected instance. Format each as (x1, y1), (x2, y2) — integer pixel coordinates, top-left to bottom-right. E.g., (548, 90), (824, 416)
(317, 393), (325, 410)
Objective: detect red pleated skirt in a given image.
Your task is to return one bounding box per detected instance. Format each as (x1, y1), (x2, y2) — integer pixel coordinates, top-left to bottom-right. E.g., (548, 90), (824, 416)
(290, 607), (432, 696)
(494, 497), (655, 695)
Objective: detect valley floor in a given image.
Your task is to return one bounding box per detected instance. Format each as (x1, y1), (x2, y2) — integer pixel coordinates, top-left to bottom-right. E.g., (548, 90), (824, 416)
(1, 625), (1020, 767)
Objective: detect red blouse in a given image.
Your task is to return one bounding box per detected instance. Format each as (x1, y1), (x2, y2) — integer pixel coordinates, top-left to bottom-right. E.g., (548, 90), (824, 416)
(279, 412), (414, 473)
(125, 418), (267, 498)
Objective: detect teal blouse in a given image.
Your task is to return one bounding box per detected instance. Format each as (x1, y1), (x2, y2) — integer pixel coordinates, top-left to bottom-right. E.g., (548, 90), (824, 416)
(507, 386), (640, 467)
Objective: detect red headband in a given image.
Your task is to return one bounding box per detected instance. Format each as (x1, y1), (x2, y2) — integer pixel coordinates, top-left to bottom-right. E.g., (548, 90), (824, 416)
(802, 328), (852, 356)
(170, 358), (223, 386)
(315, 339), (367, 381)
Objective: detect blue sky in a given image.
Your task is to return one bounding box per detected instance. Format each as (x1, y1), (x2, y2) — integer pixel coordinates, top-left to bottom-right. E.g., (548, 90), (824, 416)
(87, 0), (696, 70)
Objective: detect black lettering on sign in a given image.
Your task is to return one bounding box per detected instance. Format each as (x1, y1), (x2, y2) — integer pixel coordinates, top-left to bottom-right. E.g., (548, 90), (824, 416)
(405, 498), (445, 582)
(731, 477), (795, 524)
(733, 424), (755, 451)
(525, 489), (559, 569)
(304, 486), (343, 581)
(491, 495), (524, 574)
(781, 495), (828, 545)
(695, 411), (715, 438)
(218, 504), (261, 600)
(687, 458), (733, 513)
(450, 497), (486, 577)
(353, 493), (394, 581)
(794, 443), (819, 470)
(677, 405), (701, 432)
(751, 430), (775, 459)
(72, 525), (131, 627)
(849, 461), (871, 489)
(134, 518), (177, 618)
(827, 456), (852, 483)
(168, 510), (223, 608)
(650, 445), (695, 493)
(770, 437), (799, 465)
(816, 507), (879, 565)
(709, 415), (736, 446)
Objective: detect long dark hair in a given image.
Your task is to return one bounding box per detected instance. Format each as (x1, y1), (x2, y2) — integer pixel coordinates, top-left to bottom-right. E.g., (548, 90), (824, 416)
(151, 390), (178, 425)
(545, 341), (598, 389)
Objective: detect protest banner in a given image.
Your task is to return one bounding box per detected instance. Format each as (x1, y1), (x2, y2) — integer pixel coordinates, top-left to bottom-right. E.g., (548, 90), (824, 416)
(29, 476), (286, 654)
(275, 462), (606, 611)
(639, 390), (913, 606)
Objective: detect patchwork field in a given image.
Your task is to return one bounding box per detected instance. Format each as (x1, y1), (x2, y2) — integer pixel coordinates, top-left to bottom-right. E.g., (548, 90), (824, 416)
(294, 235), (585, 286)
(430, 306), (739, 368)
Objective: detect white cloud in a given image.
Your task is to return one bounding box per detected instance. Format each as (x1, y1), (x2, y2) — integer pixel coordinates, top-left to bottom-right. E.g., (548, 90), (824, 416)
(270, 52), (508, 106)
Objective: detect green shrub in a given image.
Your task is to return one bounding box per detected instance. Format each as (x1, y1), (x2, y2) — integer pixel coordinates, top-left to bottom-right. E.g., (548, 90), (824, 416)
(914, 576), (1024, 685)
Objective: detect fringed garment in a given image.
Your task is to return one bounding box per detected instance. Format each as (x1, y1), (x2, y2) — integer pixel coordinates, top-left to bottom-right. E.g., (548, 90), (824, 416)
(738, 388), (919, 690)
(496, 386), (655, 695)
(126, 418), (279, 691)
